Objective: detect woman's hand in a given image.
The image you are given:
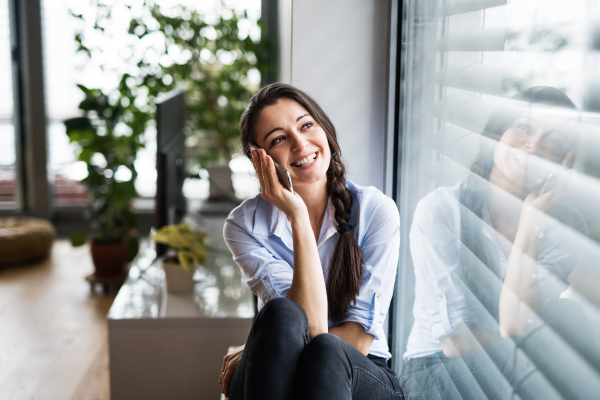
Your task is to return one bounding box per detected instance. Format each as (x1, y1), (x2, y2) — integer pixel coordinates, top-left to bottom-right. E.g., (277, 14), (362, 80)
(252, 149), (307, 221)
(219, 344), (245, 397)
(522, 150), (574, 222)
(499, 152), (575, 336)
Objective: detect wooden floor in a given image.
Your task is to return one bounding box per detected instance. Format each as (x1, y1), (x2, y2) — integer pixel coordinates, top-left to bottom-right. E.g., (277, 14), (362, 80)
(0, 240), (115, 400)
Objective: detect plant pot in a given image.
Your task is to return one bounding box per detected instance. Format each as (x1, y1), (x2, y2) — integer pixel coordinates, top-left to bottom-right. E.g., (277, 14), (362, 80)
(162, 259), (195, 293)
(90, 240), (127, 277)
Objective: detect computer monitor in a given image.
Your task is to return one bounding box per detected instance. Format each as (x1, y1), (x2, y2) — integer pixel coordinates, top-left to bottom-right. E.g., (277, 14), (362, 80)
(155, 90), (186, 256)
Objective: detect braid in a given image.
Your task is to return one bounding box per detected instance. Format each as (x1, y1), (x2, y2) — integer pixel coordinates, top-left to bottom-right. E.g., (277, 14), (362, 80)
(326, 154), (364, 323)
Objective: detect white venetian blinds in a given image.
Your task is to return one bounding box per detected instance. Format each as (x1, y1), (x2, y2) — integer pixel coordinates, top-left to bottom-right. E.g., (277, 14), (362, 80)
(396, 0), (600, 397)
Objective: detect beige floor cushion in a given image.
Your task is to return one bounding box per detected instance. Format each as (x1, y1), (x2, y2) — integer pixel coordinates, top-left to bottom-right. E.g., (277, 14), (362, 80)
(0, 217), (56, 265)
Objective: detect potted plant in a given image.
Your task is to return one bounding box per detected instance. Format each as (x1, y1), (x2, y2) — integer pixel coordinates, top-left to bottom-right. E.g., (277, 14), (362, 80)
(151, 222), (209, 293)
(65, 84), (148, 277)
(71, 2), (273, 201)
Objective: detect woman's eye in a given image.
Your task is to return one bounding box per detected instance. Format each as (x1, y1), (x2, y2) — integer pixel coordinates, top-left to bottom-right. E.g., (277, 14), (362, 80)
(517, 123), (532, 133)
(301, 122), (313, 130)
(271, 136), (285, 146)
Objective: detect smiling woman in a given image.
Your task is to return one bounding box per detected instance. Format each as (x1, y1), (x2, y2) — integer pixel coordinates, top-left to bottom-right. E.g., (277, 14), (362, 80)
(219, 83), (403, 400)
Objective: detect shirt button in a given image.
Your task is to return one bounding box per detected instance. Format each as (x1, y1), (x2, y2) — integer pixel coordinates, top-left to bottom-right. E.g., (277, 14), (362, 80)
(438, 294), (444, 299)
(376, 294), (381, 298)
(263, 276), (268, 281)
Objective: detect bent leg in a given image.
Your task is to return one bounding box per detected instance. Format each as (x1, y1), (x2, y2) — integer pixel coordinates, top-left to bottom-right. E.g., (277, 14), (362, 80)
(294, 333), (403, 400)
(228, 297), (310, 400)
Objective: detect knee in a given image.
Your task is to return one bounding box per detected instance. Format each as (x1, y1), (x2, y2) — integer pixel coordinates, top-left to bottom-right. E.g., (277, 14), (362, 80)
(298, 333), (347, 371)
(255, 297), (308, 334)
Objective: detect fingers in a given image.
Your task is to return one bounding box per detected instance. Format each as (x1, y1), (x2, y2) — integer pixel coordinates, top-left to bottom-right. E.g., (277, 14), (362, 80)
(255, 149), (284, 200)
(219, 356), (227, 385)
(259, 149), (272, 194)
(252, 149), (273, 196)
(251, 150), (265, 189)
(267, 156), (280, 189)
(223, 368), (234, 397)
(265, 155), (282, 196)
(219, 360), (228, 394)
(563, 151), (575, 169)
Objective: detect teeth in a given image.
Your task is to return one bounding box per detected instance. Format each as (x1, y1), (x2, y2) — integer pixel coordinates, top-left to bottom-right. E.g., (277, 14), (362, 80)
(292, 152), (317, 167)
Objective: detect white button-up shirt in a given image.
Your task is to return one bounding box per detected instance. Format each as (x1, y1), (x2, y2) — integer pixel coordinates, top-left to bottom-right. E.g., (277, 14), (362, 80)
(404, 181), (581, 360)
(224, 180), (400, 359)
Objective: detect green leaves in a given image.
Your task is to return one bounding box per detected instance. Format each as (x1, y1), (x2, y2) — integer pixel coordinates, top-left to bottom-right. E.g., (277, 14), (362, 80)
(65, 1), (274, 255)
(70, 231), (87, 247)
(152, 223), (210, 270)
(64, 84), (143, 251)
(72, 1), (273, 168)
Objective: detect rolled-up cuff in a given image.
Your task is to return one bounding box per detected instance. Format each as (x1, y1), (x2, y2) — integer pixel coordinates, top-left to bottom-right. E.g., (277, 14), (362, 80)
(341, 292), (384, 340)
(249, 271), (286, 304)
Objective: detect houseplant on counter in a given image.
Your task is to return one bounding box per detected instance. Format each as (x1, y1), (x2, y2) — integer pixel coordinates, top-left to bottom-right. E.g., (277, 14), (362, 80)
(152, 222), (209, 293)
(72, 1), (273, 201)
(66, 84), (148, 277)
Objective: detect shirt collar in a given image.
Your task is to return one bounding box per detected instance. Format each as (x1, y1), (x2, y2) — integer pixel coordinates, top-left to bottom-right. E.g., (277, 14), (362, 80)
(317, 197), (339, 248)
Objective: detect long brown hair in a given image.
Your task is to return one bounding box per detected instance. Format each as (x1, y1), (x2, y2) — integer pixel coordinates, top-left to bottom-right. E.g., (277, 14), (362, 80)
(240, 83), (364, 323)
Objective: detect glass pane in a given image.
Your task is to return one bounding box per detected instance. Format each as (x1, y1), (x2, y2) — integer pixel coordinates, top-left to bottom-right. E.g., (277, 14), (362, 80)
(0, 0), (16, 209)
(42, 0), (87, 207)
(42, 0), (263, 210)
(394, 0), (600, 398)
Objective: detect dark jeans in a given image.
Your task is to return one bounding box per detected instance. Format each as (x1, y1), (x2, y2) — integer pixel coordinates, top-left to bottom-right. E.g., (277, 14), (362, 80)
(228, 297), (403, 400)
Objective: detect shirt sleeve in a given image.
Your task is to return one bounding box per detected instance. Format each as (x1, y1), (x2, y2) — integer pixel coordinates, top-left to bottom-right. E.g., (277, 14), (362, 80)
(223, 208), (293, 305)
(536, 223), (579, 301)
(339, 194), (400, 341)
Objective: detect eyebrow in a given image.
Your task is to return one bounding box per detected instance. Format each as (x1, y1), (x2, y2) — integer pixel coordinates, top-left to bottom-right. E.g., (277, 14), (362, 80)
(262, 113), (311, 142)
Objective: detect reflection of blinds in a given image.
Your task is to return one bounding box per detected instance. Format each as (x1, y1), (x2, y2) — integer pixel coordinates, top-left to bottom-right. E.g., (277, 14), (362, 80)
(437, 28), (505, 51)
(436, 0), (507, 17)
(398, 0), (600, 397)
(436, 65), (504, 95)
(437, 0), (600, 396)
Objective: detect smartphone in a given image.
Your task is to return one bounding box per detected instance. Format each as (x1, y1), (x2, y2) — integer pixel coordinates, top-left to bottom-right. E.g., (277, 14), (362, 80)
(249, 145), (294, 194)
(538, 173), (557, 196)
(274, 163), (294, 194)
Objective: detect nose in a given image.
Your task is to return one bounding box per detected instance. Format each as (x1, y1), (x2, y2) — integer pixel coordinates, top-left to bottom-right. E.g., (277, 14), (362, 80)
(524, 131), (544, 155)
(288, 130), (308, 152)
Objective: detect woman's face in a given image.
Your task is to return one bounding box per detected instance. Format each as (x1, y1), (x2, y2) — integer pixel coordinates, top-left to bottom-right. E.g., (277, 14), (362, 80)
(493, 116), (572, 190)
(254, 98), (331, 188)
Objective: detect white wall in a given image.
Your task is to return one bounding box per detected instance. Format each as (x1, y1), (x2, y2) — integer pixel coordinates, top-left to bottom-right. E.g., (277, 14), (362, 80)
(290, 0), (391, 190)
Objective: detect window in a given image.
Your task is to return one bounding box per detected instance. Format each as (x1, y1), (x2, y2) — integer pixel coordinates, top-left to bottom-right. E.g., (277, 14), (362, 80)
(393, 0), (600, 396)
(41, 0), (262, 211)
(0, 0), (15, 209)
(43, 0), (99, 207)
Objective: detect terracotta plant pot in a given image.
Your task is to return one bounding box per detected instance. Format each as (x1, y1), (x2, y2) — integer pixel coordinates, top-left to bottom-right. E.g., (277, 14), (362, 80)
(162, 260), (195, 293)
(90, 240), (127, 277)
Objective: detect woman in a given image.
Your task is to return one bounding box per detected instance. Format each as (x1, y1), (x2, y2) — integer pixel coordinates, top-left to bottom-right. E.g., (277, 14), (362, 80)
(401, 87), (596, 399)
(219, 83), (403, 399)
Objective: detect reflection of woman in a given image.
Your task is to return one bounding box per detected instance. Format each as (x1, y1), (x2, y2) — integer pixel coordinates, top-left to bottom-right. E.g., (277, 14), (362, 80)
(401, 87), (590, 399)
(220, 84), (403, 399)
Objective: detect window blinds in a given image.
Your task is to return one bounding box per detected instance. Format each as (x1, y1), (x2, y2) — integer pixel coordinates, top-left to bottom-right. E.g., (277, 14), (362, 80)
(395, 0), (600, 398)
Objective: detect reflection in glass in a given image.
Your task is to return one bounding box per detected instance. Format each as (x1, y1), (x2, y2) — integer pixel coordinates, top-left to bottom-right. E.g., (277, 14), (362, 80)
(401, 87), (600, 399)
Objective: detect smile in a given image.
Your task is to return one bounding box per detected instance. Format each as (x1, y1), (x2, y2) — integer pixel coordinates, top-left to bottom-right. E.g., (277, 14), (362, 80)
(511, 150), (527, 166)
(291, 151), (318, 167)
